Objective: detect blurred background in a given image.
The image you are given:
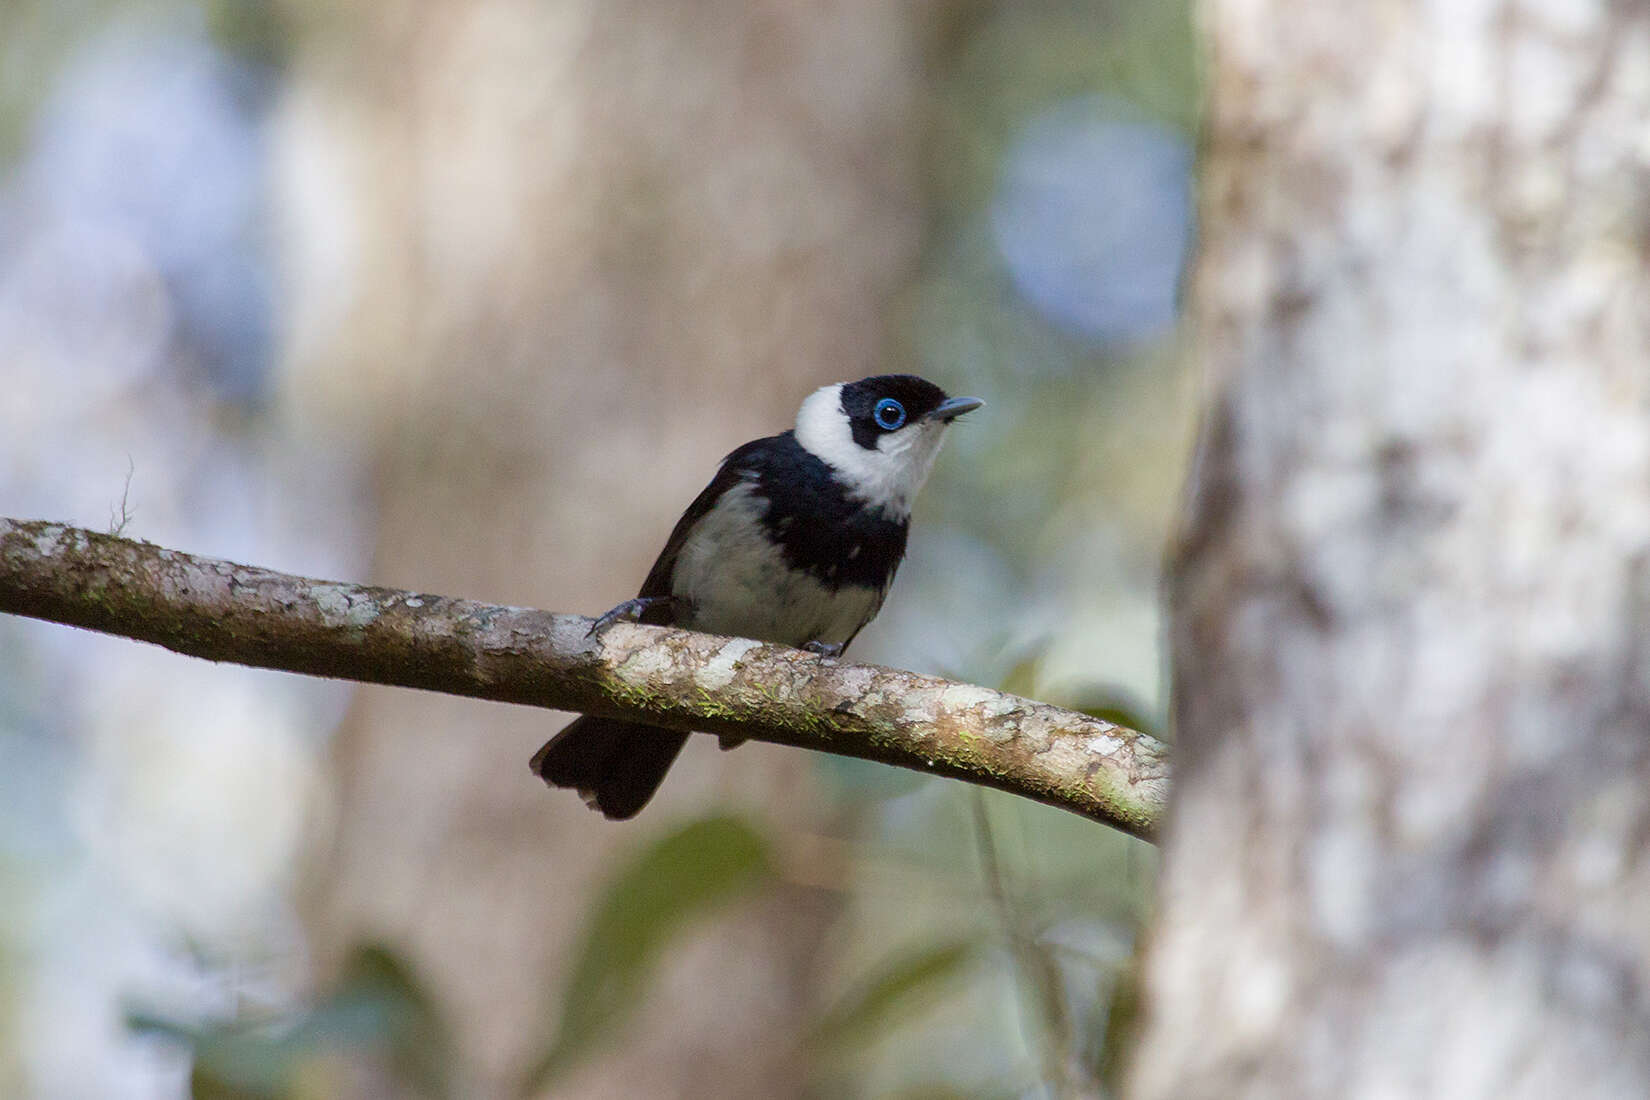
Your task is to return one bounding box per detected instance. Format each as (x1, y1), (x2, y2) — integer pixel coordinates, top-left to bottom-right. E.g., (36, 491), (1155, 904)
(0, 1), (1198, 1096)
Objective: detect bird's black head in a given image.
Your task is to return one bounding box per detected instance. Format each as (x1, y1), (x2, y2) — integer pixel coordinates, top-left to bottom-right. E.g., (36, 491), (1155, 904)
(838, 374), (976, 451)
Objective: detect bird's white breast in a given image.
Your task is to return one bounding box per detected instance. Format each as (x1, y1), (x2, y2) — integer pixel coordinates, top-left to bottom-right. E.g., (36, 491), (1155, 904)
(670, 481), (884, 647)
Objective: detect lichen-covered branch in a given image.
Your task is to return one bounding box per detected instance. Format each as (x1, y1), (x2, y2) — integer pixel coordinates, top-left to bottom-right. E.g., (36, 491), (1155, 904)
(0, 518), (1168, 838)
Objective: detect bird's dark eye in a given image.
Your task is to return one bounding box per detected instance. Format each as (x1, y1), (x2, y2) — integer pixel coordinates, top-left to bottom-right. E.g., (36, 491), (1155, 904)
(873, 397), (907, 430)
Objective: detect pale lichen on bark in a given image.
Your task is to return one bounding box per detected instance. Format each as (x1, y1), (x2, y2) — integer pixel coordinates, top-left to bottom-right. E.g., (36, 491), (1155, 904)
(0, 517), (1168, 839)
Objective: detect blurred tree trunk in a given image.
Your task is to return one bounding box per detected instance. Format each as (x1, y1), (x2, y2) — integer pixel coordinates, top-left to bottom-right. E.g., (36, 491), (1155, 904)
(275, 2), (950, 1096)
(1129, 1), (1650, 1097)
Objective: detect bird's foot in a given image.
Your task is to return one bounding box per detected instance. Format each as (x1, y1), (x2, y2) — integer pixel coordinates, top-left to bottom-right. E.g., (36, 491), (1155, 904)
(803, 640), (845, 661)
(587, 596), (680, 638)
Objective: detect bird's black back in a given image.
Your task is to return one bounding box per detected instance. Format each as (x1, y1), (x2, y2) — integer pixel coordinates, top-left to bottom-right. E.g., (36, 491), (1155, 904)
(638, 431), (908, 608)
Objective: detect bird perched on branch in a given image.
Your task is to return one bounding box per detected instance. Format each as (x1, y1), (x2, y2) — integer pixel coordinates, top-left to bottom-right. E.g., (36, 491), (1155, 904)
(531, 374), (983, 818)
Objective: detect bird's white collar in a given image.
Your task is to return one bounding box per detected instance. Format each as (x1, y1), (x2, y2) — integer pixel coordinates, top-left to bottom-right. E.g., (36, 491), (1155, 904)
(793, 383), (952, 519)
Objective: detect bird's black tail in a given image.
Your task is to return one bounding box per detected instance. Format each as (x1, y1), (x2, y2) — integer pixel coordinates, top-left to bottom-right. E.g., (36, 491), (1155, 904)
(530, 717), (689, 820)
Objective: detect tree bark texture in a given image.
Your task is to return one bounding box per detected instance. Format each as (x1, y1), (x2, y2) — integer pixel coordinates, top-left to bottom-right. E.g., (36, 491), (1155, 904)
(1131, 1), (1650, 1098)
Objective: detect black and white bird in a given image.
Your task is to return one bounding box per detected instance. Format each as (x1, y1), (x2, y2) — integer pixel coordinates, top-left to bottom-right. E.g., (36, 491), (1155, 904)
(531, 374), (983, 819)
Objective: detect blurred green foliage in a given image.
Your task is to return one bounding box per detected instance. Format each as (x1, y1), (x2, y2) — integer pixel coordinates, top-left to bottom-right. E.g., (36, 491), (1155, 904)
(128, 943), (451, 1100)
(810, 939), (979, 1056)
(519, 814), (777, 1094)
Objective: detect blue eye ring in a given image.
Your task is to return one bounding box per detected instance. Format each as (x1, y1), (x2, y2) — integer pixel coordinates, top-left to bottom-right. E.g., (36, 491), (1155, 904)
(873, 397), (907, 431)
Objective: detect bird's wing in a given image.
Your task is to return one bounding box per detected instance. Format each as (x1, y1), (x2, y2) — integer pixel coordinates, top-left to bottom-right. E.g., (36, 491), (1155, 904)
(633, 436), (776, 617)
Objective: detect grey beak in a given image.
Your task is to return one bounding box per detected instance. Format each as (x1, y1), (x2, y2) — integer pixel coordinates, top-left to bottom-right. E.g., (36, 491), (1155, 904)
(928, 396), (985, 423)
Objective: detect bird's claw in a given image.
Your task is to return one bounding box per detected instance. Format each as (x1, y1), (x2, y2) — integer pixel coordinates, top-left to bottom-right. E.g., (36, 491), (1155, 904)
(587, 597), (674, 638)
(803, 640), (845, 661)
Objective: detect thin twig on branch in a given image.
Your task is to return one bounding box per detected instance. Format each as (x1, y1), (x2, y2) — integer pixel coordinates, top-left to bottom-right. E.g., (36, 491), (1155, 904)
(0, 518), (1169, 838)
